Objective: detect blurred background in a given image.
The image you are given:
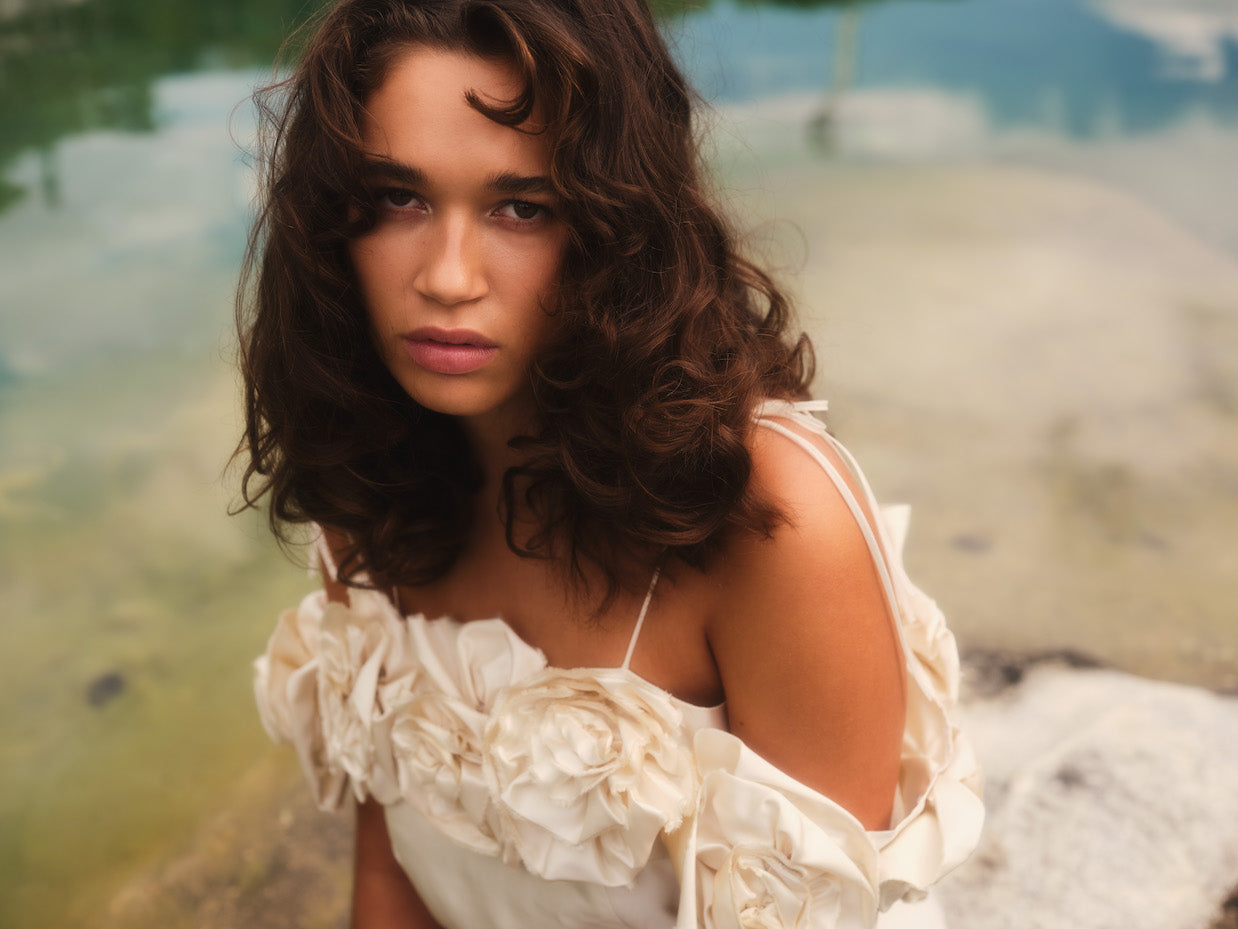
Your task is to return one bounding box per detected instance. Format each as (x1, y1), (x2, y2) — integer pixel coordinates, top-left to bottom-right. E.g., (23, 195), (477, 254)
(1, 0), (1235, 926)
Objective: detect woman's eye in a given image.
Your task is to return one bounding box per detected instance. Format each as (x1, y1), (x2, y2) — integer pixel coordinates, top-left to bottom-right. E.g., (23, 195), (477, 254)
(498, 200), (548, 222)
(375, 188), (421, 210)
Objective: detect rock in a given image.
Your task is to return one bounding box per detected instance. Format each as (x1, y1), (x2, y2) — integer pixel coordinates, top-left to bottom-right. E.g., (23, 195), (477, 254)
(939, 659), (1238, 929)
(962, 648), (1105, 699)
(90, 655), (1238, 929)
(1212, 887), (1238, 929)
(96, 759), (351, 929)
(86, 671), (125, 708)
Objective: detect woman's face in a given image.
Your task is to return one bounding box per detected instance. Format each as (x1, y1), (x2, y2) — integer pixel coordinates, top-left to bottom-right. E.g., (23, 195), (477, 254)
(349, 45), (568, 435)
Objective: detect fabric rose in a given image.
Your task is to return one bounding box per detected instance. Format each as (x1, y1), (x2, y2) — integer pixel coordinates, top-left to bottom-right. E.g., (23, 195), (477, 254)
(315, 589), (416, 802)
(386, 684), (501, 854)
(409, 616), (548, 712)
(254, 590), (348, 810)
(376, 615), (548, 854)
(482, 667), (697, 885)
(673, 729), (880, 929)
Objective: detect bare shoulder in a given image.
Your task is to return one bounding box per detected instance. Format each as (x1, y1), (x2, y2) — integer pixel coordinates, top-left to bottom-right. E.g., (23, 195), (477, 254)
(705, 416), (906, 828)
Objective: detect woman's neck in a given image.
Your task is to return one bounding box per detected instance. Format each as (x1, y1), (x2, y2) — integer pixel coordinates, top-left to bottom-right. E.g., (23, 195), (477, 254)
(458, 399), (538, 520)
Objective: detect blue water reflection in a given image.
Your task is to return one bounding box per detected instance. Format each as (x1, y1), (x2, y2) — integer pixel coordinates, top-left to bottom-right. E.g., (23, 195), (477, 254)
(677, 0), (1238, 136)
(673, 0), (1238, 137)
(0, 71), (260, 380)
(671, 0), (1238, 258)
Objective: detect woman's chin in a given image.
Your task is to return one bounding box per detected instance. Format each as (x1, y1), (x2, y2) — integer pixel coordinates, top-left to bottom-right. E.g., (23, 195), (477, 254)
(400, 379), (536, 433)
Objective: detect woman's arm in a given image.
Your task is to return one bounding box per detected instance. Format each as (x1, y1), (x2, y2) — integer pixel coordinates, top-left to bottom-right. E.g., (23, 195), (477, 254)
(353, 800), (444, 929)
(318, 529), (443, 929)
(707, 423), (906, 830)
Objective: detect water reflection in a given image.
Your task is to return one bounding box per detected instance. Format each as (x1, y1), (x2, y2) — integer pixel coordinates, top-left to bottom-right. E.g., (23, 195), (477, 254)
(3, 0), (1235, 221)
(0, 0), (323, 214)
(670, 0), (1238, 253)
(0, 71), (261, 379)
(676, 0), (1238, 136)
(1091, 0), (1238, 82)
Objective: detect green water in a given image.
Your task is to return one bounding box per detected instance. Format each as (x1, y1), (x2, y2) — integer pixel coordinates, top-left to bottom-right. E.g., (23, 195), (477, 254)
(0, 3), (329, 920)
(0, 347), (316, 925)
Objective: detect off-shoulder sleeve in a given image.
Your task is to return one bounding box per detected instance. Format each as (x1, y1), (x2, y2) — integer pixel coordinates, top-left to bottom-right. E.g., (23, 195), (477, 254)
(668, 728), (881, 929)
(872, 506), (984, 910)
(668, 496), (984, 929)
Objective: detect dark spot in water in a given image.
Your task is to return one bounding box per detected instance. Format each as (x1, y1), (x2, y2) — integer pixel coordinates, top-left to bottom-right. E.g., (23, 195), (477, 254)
(0, 354), (19, 390)
(87, 671), (125, 708)
(950, 533), (992, 553)
(1136, 531), (1169, 552)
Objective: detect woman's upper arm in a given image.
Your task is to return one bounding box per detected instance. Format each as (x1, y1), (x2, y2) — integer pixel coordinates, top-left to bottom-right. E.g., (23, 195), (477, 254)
(707, 425), (906, 830)
(317, 529), (441, 927)
(353, 800), (443, 929)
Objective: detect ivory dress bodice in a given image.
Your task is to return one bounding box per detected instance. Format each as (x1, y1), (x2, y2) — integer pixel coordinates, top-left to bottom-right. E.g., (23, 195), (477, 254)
(254, 400), (984, 928)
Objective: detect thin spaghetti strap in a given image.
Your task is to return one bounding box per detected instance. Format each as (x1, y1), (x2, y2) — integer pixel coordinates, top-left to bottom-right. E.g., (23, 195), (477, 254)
(753, 418), (903, 629)
(310, 523), (339, 581)
(793, 399), (829, 413)
(621, 564), (663, 670)
(754, 415), (944, 700)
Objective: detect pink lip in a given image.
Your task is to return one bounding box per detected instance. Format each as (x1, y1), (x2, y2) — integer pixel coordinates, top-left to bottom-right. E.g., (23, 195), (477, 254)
(402, 328), (498, 375)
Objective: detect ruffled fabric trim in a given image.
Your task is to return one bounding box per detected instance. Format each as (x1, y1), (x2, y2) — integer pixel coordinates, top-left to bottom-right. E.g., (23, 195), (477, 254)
(869, 506), (984, 910)
(253, 586), (415, 809)
(485, 666), (696, 885)
(666, 502), (984, 928)
(254, 404), (983, 915)
(667, 729), (881, 929)
(254, 587), (697, 887)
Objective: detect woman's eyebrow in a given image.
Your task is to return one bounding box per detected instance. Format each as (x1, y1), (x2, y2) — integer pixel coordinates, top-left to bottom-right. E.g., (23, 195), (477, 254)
(361, 159), (427, 187)
(359, 160), (553, 196)
(486, 172), (554, 196)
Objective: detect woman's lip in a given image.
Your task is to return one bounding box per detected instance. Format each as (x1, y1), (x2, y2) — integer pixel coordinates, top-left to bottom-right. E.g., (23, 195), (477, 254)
(406, 327), (497, 348)
(402, 331), (498, 375)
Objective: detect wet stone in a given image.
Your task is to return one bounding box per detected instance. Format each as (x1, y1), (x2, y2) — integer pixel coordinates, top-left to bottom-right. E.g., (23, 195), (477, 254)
(950, 533), (992, 553)
(86, 671), (125, 708)
(1211, 886), (1238, 929)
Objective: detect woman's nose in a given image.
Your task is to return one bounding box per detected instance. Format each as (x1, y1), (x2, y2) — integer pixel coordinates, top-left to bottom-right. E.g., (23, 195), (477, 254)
(414, 215), (488, 306)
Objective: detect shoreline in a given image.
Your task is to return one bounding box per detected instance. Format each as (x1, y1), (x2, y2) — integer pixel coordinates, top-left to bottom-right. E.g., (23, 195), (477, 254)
(745, 160), (1238, 692)
(95, 648), (1238, 929)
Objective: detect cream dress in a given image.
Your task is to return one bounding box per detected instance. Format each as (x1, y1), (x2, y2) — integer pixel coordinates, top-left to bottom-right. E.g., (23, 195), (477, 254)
(254, 400), (984, 928)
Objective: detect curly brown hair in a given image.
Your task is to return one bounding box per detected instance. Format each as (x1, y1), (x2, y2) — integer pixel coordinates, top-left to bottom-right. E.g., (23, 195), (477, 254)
(235, 0), (814, 597)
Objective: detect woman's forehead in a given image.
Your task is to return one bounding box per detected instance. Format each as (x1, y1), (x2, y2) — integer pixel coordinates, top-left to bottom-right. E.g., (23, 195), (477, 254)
(360, 45), (551, 178)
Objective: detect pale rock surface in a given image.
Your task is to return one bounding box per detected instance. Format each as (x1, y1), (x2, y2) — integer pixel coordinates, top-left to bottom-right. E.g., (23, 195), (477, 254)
(939, 657), (1238, 929)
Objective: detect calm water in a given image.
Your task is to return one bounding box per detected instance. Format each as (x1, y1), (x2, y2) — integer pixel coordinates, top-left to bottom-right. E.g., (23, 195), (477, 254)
(1, 0), (1236, 925)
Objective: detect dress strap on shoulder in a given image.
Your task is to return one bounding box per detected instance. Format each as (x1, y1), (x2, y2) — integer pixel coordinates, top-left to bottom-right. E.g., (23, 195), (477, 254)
(620, 563), (663, 670)
(792, 399), (830, 413)
(752, 405), (905, 634)
(309, 523), (339, 582)
(752, 397), (828, 421)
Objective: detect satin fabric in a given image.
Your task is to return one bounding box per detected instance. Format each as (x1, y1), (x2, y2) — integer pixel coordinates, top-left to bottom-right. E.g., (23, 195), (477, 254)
(253, 400), (983, 927)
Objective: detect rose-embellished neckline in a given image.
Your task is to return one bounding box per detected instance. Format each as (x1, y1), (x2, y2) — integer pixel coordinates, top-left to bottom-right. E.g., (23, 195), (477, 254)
(298, 586), (720, 885)
(379, 579), (726, 716)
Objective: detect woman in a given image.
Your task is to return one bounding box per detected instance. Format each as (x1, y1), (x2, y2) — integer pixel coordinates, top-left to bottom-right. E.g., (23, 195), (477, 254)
(239, 0), (983, 926)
